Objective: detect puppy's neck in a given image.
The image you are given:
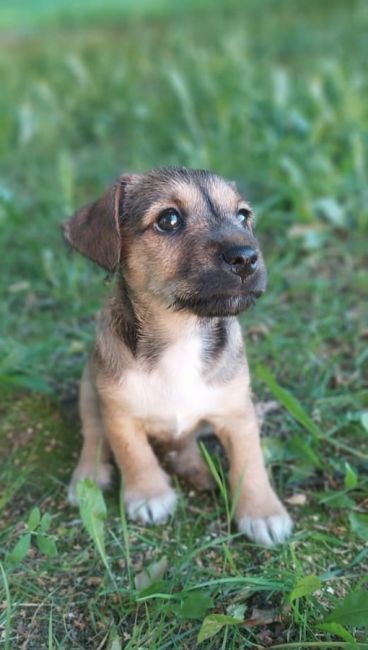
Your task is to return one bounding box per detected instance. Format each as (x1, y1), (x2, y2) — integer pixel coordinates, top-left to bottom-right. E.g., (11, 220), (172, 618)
(113, 275), (224, 364)
(113, 276), (201, 356)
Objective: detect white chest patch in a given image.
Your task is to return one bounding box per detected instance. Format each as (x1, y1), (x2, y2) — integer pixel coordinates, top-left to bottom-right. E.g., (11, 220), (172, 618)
(119, 333), (221, 436)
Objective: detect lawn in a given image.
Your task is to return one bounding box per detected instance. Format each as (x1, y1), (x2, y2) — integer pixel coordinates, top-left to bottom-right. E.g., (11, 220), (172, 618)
(0, 0), (368, 647)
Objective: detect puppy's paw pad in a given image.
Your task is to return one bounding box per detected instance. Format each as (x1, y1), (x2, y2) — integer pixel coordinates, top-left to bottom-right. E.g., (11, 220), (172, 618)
(238, 512), (293, 547)
(125, 489), (177, 524)
(67, 463), (113, 506)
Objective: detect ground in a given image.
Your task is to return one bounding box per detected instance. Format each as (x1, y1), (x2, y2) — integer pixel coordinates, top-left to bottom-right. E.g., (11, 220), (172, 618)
(0, 0), (368, 648)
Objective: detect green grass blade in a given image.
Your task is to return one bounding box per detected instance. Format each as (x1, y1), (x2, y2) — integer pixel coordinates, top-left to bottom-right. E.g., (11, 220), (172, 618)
(119, 482), (133, 588)
(0, 562), (11, 650)
(48, 608), (53, 650)
(256, 365), (323, 441)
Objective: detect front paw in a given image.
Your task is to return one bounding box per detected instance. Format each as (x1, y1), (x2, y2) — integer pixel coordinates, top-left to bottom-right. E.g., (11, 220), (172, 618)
(124, 487), (177, 524)
(236, 489), (293, 546)
(238, 510), (293, 547)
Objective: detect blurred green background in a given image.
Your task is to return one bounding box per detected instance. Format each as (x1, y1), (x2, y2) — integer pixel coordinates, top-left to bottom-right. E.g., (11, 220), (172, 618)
(0, 2), (368, 647)
(0, 0), (367, 393)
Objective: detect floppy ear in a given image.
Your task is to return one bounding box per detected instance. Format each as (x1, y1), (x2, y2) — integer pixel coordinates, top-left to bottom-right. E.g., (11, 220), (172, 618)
(63, 176), (132, 272)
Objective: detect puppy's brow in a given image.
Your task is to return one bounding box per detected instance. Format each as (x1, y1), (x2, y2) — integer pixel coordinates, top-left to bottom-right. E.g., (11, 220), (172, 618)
(203, 179), (240, 214)
(200, 186), (219, 219)
(140, 185), (203, 226)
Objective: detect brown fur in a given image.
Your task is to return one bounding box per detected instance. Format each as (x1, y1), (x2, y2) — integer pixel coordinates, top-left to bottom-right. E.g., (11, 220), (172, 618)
(65, 166), (292, 547)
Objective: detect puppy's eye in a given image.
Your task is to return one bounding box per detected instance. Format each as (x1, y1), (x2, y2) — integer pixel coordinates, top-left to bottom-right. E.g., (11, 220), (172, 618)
(155, 209), (183, 233)
(236, 208), (252, 225)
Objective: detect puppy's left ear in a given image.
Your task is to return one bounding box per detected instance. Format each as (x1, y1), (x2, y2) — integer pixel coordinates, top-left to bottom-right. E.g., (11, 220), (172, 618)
(63, 175), (134, 272)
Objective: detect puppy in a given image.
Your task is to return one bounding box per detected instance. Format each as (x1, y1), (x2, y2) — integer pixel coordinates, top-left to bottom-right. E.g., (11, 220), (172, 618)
(64, 167), (292, 547)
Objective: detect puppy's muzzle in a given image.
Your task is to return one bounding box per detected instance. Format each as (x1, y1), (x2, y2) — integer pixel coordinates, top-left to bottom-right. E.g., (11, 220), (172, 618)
(222, 245), (258, 279)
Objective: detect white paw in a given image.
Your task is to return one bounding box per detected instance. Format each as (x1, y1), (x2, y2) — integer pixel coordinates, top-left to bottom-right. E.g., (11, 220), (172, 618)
(238, 512), (293, 547)
(67, 462), (113, 506)
(125, 489), (177, 524)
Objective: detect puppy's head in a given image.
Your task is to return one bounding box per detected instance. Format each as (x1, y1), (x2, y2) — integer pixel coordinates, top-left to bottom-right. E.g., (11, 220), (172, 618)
(64, 167), (266, 317)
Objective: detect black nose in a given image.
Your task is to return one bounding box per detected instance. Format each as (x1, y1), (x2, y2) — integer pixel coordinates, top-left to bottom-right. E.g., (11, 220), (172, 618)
(222, 245), (258, 277)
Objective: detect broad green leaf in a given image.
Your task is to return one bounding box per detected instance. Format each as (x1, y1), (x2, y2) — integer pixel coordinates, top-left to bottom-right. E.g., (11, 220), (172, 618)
(197, 616), (225, 644)
(7, 534), (31, 564)
(205, 614), (242, 625)
(326, 590), (368, 627)
(344, 463), (358, 490)
(197, 614), (242, 644)
(135, 557), (168, 592)
(136, 580), (170, 599)
(77, 479), (107, 566)
(174, 592), (214, 620)
(256, 365), (322, 441)
(27, 507), (40, 532)
(317, 491), (355, 509)
(349, 513), (368, 542)
(318, 622), (356, 645)
(39, 512), (52, 533)
(36, 535), (57, 557)
(290, 575), (322, 602)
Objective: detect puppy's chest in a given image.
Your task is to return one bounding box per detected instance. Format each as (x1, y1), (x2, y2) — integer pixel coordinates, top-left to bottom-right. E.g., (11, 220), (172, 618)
(120, 335), (219, 436)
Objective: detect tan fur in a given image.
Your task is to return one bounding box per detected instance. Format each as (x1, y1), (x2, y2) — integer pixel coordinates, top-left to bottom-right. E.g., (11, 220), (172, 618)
(65, 167), (292, 546)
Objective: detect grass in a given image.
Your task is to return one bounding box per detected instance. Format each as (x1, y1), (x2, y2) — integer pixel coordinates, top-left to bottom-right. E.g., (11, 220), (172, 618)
(0, 0), (368, 647)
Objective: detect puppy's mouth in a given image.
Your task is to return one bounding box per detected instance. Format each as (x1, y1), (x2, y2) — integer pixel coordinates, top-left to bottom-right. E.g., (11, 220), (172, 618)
(171, 291), (263, 317)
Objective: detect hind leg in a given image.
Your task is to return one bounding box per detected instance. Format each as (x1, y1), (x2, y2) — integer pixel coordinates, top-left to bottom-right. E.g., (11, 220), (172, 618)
(68, 362), (113, 505)
(166, 433), (214, 491)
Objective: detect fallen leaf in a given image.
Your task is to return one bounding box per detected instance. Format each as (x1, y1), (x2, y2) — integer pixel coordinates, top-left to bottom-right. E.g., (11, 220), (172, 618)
(285, 494), (307, 506)
(244, 607), (280, 627)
